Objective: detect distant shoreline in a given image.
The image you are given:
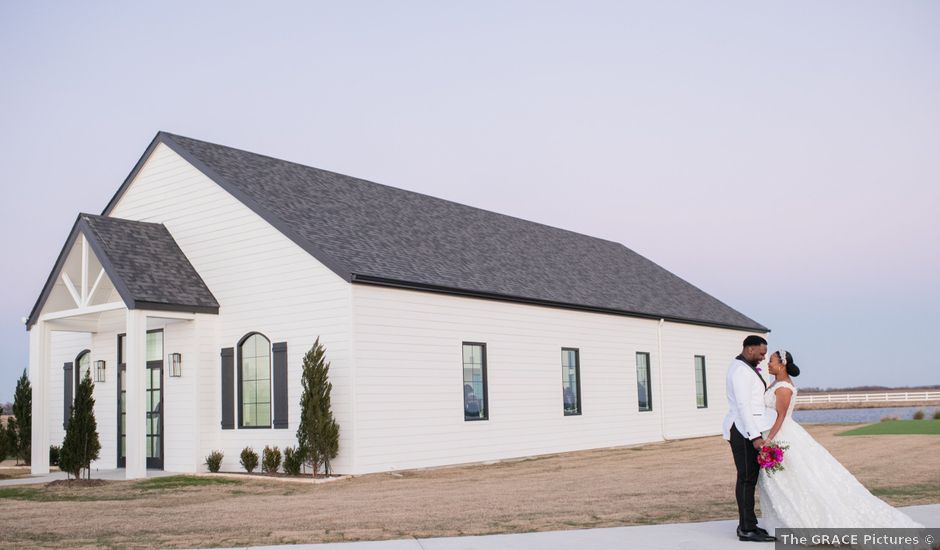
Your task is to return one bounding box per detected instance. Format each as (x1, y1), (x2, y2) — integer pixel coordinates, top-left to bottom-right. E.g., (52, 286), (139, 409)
(798, 387), (939, 395)
(795, 400), (940, 411)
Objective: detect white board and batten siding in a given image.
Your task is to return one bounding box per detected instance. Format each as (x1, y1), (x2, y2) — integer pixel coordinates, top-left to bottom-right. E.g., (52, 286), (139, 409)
(351, 283), (765, 475)
(108, 143), (354, 473)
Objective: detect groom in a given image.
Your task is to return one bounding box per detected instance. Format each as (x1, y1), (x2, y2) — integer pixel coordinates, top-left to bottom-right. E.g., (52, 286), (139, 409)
(722, 335), (777, 543)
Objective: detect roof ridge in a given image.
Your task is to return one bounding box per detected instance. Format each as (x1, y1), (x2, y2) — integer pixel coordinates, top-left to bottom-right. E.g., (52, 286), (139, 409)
(112, 131), (768, 333)
(160, 132), (626, 247)
(81, 212), (165, 228)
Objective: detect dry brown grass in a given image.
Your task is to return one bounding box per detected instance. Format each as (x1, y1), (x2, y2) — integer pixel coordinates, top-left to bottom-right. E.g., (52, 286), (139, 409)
(0, 424), (936, 549)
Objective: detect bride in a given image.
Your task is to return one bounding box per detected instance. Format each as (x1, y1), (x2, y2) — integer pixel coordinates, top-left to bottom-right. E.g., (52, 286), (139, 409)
(758, 350), (925, 533)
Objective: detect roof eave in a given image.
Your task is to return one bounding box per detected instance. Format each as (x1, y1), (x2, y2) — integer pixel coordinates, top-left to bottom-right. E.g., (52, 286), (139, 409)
(350, 274), (770, 333)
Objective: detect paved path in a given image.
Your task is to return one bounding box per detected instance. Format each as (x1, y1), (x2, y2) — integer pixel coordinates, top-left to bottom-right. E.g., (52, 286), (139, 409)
(204, 504), (939, 550)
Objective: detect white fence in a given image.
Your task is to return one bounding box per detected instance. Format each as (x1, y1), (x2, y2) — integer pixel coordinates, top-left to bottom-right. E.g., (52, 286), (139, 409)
(795, 391), (940, 404)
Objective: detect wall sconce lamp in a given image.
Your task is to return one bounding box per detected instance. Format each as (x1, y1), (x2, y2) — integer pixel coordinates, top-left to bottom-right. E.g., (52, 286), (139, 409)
(169, 353), (182, 377)
(94, 360), (106, 383)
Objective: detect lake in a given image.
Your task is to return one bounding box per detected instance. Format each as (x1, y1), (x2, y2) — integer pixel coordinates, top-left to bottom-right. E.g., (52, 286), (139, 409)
(792, 405), (940, 424)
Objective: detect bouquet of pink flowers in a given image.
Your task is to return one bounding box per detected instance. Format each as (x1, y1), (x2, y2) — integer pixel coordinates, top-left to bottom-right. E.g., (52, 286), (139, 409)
(757, 440), (790, 476)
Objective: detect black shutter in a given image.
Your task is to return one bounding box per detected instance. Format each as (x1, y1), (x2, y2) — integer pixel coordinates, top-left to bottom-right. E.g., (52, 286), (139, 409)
(272, 342), (288, 429)
(221, 347), (234, 430)
(63, 362), (73, 429)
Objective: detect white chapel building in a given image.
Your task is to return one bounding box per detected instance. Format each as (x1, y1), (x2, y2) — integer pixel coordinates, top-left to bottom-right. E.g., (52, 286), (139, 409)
(27, 132), (769, 478)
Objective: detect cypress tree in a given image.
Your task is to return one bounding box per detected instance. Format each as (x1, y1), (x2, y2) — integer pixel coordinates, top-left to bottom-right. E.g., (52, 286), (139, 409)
(296, 337), (340, 477)
(60, 370), (101, 480)
(12, 370), (31, 465)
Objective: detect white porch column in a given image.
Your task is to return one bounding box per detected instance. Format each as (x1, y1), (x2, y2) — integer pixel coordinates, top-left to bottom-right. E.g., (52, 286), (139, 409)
(125, 309), (148, 479)
(29, 321), (51, 474)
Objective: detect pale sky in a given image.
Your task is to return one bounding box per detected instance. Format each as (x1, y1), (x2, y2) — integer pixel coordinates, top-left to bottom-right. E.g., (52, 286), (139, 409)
(1, 1), (938, 402)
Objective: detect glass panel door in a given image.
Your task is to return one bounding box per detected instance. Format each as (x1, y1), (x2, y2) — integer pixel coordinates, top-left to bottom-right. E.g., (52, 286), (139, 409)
(118, 362), (126, 467)
(146, 360), (163, 469)
(117, 330), (164, 470)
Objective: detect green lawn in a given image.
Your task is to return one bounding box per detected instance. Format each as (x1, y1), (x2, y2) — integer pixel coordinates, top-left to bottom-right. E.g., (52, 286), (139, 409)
(0, 475), (240, 502)
(838, 419), (940, 436)
(135, 475), (240, 490)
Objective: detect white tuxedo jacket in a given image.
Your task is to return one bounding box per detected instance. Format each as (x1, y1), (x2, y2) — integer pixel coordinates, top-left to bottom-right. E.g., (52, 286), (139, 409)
(722, 358), (777, 440)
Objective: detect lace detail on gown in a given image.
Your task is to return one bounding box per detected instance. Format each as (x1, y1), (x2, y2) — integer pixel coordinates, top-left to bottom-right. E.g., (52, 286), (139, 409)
(757, 380), (925, 535)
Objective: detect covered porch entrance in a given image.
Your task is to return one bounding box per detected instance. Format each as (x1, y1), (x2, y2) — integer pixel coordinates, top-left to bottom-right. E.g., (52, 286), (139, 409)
(25, 213), (219, 479)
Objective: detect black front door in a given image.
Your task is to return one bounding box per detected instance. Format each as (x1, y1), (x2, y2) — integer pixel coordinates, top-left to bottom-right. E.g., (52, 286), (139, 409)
(117, 330), (165, 470)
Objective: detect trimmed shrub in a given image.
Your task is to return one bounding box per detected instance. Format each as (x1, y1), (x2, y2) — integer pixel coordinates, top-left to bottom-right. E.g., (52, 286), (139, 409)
(880, 415), (899, 422)
(262, 445), (281, 474)
(933, 411), (940, 420)
(49, 445), (61, 467)
(912, 410), (925, 420)
(205, 450), (224, 473)
(240, 447), (259, 473)
(282, 446), (303, 475)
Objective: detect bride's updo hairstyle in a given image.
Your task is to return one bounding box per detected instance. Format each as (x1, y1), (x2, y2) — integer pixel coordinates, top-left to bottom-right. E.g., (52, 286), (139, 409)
(776, 350), (800, 377)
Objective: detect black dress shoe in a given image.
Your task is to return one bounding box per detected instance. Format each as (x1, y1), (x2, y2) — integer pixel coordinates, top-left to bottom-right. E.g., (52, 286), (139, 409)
(737, 528), (776, 542)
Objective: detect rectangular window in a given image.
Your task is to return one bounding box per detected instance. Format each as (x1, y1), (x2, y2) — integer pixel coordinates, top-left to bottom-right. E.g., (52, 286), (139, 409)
(636, 352), (652, 412)
(562, 348), (581, 415)
(462, 343), (487, 421)
(695, 355), (708, 408)
(146, 331), (163, 362)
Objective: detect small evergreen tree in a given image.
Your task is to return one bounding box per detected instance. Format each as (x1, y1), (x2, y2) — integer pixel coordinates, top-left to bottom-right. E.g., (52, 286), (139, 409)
(296, 337), (340, 477)
(12, 370), (31, 465)
(239, 447), (259, 473)
(4, 417), (17, 463)
(0, 418), (10, 461)
(204, 450), (224, 473)
(60, 370), (101, 480)
(261, 445), (281, 474)
(282, 446), (302, 475)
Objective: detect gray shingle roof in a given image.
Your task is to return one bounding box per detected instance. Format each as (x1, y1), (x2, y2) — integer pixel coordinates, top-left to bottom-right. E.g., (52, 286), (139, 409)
(80, 214), (219, 311)
(26, 214), (219, 327)
(104, 132), (767, 332)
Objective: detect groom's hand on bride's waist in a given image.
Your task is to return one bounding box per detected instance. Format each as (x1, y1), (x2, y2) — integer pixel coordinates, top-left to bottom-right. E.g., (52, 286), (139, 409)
(751, 437), (765, 449)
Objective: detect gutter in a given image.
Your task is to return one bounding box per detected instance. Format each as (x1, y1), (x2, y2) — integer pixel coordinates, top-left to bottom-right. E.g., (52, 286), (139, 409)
(350, 274), (770, 334)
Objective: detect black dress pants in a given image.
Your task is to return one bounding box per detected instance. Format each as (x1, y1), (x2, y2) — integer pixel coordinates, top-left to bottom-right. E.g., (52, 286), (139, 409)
(729, 423), (760, 531)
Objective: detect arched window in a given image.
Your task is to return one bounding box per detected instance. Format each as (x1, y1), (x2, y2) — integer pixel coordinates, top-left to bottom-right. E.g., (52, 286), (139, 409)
(75, 350), (91, 390)
(238, 332), (271, 428)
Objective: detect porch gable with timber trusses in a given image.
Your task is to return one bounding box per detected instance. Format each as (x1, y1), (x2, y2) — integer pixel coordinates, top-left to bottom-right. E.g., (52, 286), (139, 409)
(34, 225), (126, 331)
(27, 213), (219, 329)
(27, 213), (219, 479)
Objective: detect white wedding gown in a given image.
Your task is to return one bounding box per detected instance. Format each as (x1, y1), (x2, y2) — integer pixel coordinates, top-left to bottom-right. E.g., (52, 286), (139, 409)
(758, 380), (925, 533)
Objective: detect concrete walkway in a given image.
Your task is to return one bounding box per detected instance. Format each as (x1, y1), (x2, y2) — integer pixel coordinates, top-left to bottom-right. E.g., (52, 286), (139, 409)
(204, 504), (939, 550)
